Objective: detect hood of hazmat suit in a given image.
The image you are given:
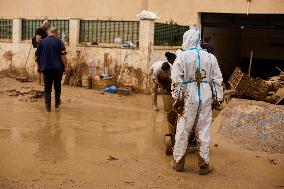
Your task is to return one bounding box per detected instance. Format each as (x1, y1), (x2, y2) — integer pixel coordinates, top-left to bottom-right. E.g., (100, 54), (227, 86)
(171, 26), (223, 164)
(181, 27), (201, 50)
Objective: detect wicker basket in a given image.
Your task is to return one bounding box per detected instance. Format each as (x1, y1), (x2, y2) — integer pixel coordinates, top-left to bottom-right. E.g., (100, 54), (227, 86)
(92, 77), (115, 90)
(228, 67), (268, 101)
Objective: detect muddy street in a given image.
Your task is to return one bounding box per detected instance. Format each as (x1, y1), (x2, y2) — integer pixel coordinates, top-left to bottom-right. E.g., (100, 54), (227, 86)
(0, 78), (283, 189)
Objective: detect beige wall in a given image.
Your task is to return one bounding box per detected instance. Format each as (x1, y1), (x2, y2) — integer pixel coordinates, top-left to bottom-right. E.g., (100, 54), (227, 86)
(0, 18), (163, 91)
(0, 41), (153, 90)
(0, 0), (283, 90)
(149, 0), (284, 24)
(0, 0), (144, 20)
(0, 0), (283, 24)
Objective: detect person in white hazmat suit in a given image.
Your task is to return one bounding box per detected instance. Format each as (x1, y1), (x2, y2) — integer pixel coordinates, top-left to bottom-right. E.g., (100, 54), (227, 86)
(170, 27), (223, 174)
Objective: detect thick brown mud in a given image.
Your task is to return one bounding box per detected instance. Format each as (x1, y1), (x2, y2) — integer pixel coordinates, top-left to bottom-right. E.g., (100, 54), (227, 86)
(0, 78), (283, 189)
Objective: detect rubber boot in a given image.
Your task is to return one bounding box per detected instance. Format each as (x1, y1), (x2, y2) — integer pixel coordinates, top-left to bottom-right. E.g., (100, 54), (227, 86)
(55, 99), (61, 108)
(198, 155), (213, 175)
(171, 155), (186, 172)
(45, 103), (51, 112)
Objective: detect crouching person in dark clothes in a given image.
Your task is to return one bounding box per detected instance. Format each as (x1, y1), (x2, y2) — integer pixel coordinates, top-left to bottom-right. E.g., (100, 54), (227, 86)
(35, 27), (67, 112)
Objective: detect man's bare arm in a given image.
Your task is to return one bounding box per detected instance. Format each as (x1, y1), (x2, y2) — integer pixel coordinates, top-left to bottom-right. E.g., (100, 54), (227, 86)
(61, 54), (67, 70)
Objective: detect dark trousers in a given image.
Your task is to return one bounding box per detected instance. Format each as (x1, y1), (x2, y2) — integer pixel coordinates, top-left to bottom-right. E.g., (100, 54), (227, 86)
(43, 69), (63, 107)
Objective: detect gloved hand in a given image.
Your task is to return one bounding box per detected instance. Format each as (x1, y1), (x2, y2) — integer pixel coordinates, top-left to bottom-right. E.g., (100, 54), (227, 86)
(173, 99), (184, 114)
(212, 99), (221, 111)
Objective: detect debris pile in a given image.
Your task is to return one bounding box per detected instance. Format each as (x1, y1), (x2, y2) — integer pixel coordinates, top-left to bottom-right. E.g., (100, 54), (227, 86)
(92, 75), (116, 90)
(118, 88), (132, 96)
(15, 76), (31, 82)
(265, 69), (284, 104)
(103, 85), (118, 94)
(64, 63), (134, 96)
(64, 97), (80, 104)
(219, 98), (284, 154)
(0, 68), (31, 82)
(227, 67), (284, 105)
(107, 155), (119, 161)
(0, 87), (44, 101)
(228, 67), (268, 101)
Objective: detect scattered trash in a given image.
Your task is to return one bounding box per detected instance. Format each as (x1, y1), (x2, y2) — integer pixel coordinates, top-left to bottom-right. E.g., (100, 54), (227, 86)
(16, 76), (31, 82)
(268, 159), (277, 165)
(114, 36), (122, 45)
(118, 88), (131, 96)
(214, 144), (219, 147)
(93, 75), (101, 81)
(63, 51), (90, 87)
(82, 75), (92, 89)
(100, 73), (112, 79)
(104, 86), (118, 94)
(266, 70), (284, 105)
(93, 77), (115, 90)
(137, 10), (160, 20)
(64, 98), (79, 104)
(125, 181), (135, 185)
(123, 41), (135, 48)
(107, 155), (119, 161)
(0, 87), (44, 100)
(91, 41), (98, 46)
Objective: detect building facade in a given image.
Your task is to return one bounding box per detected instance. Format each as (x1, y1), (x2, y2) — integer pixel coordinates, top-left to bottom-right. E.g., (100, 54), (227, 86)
(0, 0), (283, 90)
(1, 0), (284, 25)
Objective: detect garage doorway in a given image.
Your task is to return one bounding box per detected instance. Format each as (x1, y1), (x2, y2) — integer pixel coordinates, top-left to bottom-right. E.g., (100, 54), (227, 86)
(201, 13), (284, 84)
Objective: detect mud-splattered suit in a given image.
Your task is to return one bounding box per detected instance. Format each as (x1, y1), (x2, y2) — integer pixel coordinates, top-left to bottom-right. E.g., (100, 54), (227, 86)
(171, 27), (223, 164)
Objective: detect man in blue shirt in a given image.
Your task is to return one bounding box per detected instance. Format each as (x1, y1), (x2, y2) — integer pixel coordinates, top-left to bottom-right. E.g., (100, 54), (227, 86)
(36, 27), (67, 112)
(201, 36), (215, 55)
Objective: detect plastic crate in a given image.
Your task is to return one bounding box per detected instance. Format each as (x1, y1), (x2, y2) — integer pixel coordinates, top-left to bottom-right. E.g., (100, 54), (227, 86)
(228, 67), (243, 89)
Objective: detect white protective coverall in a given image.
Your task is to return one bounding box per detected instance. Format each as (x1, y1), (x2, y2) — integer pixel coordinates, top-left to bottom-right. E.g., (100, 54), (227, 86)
(171, 27), (223, 164)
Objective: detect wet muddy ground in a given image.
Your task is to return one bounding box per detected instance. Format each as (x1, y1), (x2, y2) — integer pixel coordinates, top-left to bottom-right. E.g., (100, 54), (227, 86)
(0, 78), (283, 189)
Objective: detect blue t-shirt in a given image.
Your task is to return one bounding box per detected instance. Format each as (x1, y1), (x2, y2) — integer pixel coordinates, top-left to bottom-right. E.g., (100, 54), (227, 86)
(36, 35), (67, 72)
(201, 43), (215, 55)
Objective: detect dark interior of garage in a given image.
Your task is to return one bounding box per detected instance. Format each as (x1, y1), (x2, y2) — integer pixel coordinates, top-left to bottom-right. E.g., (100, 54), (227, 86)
(201, 13), (284, 85)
